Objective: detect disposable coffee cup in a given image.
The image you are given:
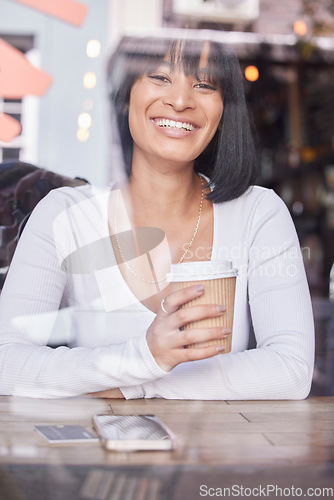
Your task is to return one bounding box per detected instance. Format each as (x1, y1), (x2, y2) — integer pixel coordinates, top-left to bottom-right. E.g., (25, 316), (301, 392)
(166, 261), (238, 353)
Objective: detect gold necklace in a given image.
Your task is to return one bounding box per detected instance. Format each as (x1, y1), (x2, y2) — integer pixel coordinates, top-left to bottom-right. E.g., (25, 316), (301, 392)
(113, 175), (205, 284)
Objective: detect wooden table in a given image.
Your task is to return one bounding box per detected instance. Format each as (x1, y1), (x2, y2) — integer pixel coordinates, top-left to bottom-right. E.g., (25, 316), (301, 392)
(0, 396), (333, 499)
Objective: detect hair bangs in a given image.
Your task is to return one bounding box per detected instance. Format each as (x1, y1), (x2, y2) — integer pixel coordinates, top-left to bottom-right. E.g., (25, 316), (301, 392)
(164, 39), (224, 92)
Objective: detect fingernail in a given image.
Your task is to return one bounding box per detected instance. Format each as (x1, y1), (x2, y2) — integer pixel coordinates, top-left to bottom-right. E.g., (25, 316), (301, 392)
(222, 328), (231, 335)
(216, 346), (225, 353)
(195, 285), (204, 293)
(216, 305), (226, 313)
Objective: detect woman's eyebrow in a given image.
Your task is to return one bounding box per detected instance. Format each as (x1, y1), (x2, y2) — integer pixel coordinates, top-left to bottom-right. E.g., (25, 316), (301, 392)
(196, 70), (212, 78)
(148, 62), (171, 72)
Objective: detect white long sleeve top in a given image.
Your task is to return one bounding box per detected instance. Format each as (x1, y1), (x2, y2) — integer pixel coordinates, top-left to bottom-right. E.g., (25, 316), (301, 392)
(0, 184), (314, 399)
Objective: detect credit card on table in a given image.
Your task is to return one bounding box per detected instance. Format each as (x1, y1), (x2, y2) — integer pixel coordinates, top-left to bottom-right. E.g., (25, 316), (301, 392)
(34, 425), (99, 443)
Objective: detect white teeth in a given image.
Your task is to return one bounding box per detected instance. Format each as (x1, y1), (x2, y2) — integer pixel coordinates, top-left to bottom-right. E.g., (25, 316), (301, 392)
(155, 118), (194, 131)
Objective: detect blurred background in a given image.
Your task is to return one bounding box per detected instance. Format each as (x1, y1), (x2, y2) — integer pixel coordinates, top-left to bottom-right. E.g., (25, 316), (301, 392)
(0, 0), (333, 394)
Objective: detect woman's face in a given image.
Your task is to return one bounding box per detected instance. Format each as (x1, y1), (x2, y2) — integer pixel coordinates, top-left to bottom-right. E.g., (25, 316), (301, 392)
(128, 62), (224, 168)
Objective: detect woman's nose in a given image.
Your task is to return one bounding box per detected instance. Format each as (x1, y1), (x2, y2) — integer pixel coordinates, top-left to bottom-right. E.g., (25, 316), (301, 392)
(162, 81), (196, 111)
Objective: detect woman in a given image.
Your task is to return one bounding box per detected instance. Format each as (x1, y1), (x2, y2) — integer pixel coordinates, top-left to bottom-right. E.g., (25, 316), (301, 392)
(0, 33), (314, 399)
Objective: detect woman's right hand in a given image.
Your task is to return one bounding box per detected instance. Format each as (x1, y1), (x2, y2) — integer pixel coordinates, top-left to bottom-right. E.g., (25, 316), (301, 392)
(146, 284), (231, 372)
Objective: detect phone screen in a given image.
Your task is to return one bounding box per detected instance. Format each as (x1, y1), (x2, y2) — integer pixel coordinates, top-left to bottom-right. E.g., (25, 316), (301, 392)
(93, 414), (175, 451)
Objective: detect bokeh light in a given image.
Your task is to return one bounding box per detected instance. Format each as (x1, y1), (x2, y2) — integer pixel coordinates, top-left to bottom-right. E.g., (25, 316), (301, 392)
(293, 20), (307, 36)
(245, 65), (259, 82)
(83, 72), (97, 89)
(86, 40), (101, 58)
(78, 112), (92, 129)
(77, 128), (90, 142)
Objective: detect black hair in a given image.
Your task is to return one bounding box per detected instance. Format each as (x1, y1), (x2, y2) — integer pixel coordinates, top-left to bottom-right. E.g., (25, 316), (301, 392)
(107, 34), (258, 203)
(0, 160), (37, 188)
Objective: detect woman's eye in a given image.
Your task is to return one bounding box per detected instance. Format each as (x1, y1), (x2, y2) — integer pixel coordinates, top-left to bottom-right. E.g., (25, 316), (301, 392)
(195, 82), (217, 91)
(147, 74), (170, 83)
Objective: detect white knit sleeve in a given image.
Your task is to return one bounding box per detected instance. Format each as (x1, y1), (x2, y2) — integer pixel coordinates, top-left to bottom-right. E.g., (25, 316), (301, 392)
(134, 190), (315, 400)
(0, 191), (167, 398)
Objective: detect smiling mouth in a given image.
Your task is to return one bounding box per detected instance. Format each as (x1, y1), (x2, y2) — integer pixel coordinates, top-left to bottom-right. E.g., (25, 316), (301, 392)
(153, 118), (196, 131)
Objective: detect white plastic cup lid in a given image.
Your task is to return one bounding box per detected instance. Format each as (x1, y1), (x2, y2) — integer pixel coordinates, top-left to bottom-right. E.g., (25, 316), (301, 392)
(166, 260), (238, 282)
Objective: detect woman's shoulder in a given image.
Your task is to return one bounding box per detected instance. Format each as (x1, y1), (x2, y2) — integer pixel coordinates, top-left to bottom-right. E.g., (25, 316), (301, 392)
(213, 186), (292, 234)
(45, 183), (110, 205)
(21, 184), (112, 244)
(215, 185), (286, 211)
(29, 183), (111, 218)
(239, 185), (282, 203)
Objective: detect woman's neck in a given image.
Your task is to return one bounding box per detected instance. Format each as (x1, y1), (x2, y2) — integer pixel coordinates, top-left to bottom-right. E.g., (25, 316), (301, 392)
(128, 160), (201, 221)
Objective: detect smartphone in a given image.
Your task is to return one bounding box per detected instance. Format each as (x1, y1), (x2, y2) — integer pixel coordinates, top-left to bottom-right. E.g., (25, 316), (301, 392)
(92, 414), (176, 451)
